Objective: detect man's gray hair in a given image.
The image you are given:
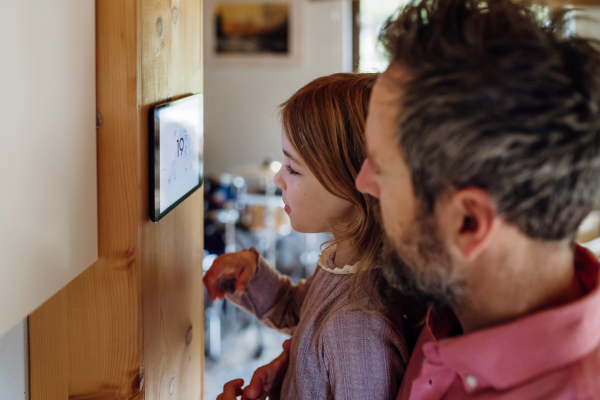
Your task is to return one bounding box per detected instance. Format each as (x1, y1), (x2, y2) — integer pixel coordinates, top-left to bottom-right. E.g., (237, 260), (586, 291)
(380, 0), (600, 240)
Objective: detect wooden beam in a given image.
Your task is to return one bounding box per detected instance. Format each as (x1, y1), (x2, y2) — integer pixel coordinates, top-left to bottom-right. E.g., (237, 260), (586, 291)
(29, 0), (204, 398)
(139, 0), (204, 399)
(29, 292), (68, 400)
(352, 0), (360, 72)
(30, 1), (141, 398)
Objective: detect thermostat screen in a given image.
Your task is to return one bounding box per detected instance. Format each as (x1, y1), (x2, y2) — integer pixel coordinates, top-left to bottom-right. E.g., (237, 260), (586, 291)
(150, 94), (203, 222)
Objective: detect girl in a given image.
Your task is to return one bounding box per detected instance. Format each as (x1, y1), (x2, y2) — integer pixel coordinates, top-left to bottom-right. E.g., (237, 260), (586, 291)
(204, 73), (424, 400)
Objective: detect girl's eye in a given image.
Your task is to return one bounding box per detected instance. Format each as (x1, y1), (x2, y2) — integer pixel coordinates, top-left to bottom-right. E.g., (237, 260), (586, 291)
(286, 165), (299, 176)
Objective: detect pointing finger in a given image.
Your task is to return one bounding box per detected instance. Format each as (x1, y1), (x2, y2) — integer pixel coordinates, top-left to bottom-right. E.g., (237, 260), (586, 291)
(221, 379), (244, 400)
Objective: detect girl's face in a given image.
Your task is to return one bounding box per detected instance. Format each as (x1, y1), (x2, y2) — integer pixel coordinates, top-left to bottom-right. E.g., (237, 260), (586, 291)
(274, 130), (356, 234)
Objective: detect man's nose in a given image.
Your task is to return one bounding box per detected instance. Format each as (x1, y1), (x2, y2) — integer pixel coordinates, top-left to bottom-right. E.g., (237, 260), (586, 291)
(356, 160), (379, 198)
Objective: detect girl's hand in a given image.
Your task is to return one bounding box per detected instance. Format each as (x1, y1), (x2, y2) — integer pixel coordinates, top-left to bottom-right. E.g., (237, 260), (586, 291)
(203, 249), (259, 301)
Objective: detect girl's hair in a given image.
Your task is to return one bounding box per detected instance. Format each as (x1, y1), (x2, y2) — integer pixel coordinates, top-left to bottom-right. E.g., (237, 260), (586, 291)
(279, 73), (381, 298)
(280, 72), (427, 335)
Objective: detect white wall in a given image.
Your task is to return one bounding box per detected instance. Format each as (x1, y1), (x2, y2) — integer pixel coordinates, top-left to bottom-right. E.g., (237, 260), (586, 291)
(575, 7), (600, 40)
(203, 0), (353, 176)
(0, 0), (97, 336)
(0, 320), (28, 400)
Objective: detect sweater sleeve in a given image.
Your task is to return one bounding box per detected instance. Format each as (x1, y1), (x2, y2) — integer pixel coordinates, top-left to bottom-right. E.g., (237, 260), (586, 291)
(322, 311), (409, 400)
(225, 255), (314, 335)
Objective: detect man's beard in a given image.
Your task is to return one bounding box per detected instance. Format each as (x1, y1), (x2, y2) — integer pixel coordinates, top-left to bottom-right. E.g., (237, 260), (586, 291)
(377, 204), (465, 309)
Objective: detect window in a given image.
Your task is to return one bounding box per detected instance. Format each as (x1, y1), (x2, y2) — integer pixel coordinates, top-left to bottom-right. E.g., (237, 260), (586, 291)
(357, 0), (407, 72)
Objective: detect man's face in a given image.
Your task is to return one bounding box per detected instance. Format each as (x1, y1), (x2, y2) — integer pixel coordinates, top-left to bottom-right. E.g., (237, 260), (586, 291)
(356, 66), (463, 307)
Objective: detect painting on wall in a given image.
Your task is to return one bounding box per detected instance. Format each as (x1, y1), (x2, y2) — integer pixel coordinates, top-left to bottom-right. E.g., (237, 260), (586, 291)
(206, 0), (302, 67)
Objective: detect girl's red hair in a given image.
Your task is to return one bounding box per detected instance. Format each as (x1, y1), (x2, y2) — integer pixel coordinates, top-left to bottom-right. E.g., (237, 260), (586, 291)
(280, 73), (381, 293)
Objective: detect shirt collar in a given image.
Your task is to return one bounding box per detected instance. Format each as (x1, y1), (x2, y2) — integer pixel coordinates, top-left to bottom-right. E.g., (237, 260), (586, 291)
(318, 244), (359, 275)
(422, 245), (600, 393)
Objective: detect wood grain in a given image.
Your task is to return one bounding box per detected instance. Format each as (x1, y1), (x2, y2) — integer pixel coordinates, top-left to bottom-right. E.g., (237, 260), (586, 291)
(139, 0), (204, 399)
(67, 2), (142, 397)
(29, 291), (69, 400)
(29, 0), (204, 398)
(30, 1), (141, 398)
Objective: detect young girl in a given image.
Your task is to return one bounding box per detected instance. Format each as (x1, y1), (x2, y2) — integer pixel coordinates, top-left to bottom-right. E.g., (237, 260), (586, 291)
(204, 73), (424, 400)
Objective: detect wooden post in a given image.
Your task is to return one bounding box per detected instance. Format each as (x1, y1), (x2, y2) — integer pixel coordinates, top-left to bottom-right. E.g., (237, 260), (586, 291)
(139, 0), (204, 399)
(29, 1), (204, 399)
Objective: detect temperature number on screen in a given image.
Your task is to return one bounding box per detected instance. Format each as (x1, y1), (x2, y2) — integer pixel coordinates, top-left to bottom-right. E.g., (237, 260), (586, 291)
(176, 138), (186, 158)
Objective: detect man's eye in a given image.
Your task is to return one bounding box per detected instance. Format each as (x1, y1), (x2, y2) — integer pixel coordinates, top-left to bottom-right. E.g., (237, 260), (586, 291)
(286, 165), (299, 175)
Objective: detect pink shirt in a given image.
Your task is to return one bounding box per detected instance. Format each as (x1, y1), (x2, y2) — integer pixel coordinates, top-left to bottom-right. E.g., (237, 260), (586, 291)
(397, 245), (600, 400)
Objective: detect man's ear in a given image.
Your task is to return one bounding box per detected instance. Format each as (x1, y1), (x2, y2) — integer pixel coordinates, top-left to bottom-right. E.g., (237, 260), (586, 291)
(437, 188), (499, 261)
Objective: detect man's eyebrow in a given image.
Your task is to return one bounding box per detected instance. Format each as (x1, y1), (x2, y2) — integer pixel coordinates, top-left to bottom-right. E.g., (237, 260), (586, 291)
(283, 150), (302, 165)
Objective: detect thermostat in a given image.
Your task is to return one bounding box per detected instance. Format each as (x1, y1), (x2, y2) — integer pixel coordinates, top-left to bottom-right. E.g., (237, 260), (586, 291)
(149, 93), (203, 222)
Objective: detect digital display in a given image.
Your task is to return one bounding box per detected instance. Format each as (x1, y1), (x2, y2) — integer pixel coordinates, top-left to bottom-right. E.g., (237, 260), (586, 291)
(150, 94), (203, 222)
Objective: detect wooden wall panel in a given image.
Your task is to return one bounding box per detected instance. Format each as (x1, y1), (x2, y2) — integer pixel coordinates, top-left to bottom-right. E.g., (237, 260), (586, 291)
(29, 1), (142, 399)
(67, 1), (142, 397)
(139, 0), (204, 399)
(29, 292), (69, 400)
(29, 0), (204, 399)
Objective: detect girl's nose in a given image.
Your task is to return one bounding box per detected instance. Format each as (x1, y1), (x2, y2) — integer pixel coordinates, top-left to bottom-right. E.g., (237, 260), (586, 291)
(273, 165), (285, 190)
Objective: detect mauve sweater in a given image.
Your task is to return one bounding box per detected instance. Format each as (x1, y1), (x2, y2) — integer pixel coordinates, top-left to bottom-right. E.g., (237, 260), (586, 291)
(226, 249), (411, 400)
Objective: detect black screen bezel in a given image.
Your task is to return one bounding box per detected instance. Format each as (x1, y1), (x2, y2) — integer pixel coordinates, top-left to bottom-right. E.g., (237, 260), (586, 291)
(149, 93), (203, 223)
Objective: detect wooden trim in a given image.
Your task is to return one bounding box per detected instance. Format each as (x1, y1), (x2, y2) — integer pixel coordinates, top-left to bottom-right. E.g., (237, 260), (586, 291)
(30, 1), (142, 398)
(139, 1), (204, 399)
(29, 0), (204, 398)
(352, 0), (360, 72)
(29, 292), (68, 400)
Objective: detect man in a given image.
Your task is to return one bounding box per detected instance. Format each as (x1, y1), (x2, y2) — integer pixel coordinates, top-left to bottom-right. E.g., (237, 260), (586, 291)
(355, 0), (600, 397)
(219, 0), (600, 398)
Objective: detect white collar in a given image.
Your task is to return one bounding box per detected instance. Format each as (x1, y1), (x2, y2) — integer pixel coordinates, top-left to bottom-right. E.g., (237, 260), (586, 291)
(318, 245), (359, 275)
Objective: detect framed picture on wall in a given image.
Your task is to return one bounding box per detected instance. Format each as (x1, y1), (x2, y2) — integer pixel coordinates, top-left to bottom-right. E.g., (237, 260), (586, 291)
(205, 0), (303, 67)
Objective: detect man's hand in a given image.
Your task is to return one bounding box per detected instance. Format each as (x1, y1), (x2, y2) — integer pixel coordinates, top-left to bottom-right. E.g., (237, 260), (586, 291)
(215, 339), (292, 400)
(242, 339), (290, 400)
(203, 249), (259, 301)
(217, 379), (245, 400)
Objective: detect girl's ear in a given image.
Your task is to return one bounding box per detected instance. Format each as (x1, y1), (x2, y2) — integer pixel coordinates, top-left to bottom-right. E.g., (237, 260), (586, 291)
(436, 188), (499, 261)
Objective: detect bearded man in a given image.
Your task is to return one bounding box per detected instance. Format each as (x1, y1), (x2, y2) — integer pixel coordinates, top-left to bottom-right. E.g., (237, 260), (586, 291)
(219, 0), (600, 398)
(355, 0), (600, 397)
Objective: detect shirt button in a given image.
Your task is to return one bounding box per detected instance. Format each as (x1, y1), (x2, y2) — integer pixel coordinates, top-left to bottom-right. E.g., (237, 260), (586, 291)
(466, 375), (478, 389)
